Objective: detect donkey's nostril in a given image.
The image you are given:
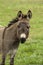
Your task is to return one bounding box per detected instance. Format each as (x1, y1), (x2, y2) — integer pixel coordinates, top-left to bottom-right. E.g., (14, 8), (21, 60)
(20, 38), (26, 43)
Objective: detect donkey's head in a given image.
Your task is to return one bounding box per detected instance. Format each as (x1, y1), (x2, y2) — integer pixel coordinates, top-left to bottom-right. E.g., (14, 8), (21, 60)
(17, 10), (32, 43)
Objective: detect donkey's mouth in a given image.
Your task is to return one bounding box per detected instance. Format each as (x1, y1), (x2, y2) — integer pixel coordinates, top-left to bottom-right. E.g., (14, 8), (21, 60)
(20, 38), (26, 43)
(20, 33), (26, 43)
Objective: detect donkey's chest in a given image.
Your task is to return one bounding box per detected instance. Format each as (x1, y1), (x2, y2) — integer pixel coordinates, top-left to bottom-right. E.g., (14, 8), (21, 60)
(9, 40), (19, 50)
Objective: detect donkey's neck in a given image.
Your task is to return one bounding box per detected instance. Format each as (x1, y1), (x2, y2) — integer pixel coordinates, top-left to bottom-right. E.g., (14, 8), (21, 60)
(6, 22), (19, 45)
(4, 24), (20, 51)
(5, 23), (18, 42)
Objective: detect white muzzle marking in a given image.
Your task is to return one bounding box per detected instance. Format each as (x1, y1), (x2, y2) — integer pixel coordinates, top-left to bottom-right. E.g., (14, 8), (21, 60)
(20, 33), (26, 38)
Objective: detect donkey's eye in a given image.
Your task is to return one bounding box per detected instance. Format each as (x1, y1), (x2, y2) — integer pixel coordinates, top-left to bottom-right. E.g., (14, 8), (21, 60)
(27, 26), (30, 29)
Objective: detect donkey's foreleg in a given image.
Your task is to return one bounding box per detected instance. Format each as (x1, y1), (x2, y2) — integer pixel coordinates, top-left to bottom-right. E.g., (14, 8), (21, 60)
(1, 54), (6, 65)
(10, 54), (14, 65)
(10, 49), (17, 65)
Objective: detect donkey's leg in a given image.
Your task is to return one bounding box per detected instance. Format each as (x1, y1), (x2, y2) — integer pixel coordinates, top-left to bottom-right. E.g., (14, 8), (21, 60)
(1, 54), (6, 65)
(10, 54), (14, 65)
(10, 49), (17, 65)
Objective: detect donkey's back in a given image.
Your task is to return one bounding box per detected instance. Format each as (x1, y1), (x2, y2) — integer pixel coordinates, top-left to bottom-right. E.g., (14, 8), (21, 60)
(0, 26), (5, 53)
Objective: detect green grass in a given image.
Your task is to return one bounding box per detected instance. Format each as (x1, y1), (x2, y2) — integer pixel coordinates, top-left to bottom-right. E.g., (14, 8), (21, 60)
(0, 0), (43, 65)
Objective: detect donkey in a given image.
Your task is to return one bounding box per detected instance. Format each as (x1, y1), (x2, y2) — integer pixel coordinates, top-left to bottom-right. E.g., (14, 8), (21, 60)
(0, 10), (32, 65)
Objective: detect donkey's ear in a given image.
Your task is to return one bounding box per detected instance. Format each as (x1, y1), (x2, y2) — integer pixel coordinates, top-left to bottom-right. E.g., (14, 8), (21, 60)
(17, 11), (23, 18)
(27, 10), (32, 19)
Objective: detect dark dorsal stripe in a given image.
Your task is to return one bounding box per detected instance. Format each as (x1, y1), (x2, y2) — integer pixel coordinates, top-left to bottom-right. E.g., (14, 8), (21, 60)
(7, 17), (19, 27)
(2, 27), (7, 39)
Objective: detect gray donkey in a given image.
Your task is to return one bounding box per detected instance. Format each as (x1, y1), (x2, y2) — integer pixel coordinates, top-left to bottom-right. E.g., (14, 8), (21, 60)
(0, 10), (32, 65)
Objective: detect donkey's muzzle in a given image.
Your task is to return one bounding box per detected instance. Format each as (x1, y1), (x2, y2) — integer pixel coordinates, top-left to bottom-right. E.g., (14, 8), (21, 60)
(20, 38), (26, 43)
(20, 33), (26, 43)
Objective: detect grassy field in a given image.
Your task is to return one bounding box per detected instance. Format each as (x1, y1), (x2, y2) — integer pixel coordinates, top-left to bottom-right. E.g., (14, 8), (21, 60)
(0, 0), (43, 65)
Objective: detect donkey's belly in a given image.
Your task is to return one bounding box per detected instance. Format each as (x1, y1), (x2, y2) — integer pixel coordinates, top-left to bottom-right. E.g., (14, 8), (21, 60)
(0, 26), (5, 53)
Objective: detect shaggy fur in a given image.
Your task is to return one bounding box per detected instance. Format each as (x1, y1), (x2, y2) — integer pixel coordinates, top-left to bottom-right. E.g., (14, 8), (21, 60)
(0, 10), (32, 65)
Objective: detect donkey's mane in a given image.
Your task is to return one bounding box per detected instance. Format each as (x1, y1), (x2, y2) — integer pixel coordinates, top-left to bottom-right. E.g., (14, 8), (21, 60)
(7, 15), (27, 27)
(7, 17), (19, 27)
(2, 18), (19, 39)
